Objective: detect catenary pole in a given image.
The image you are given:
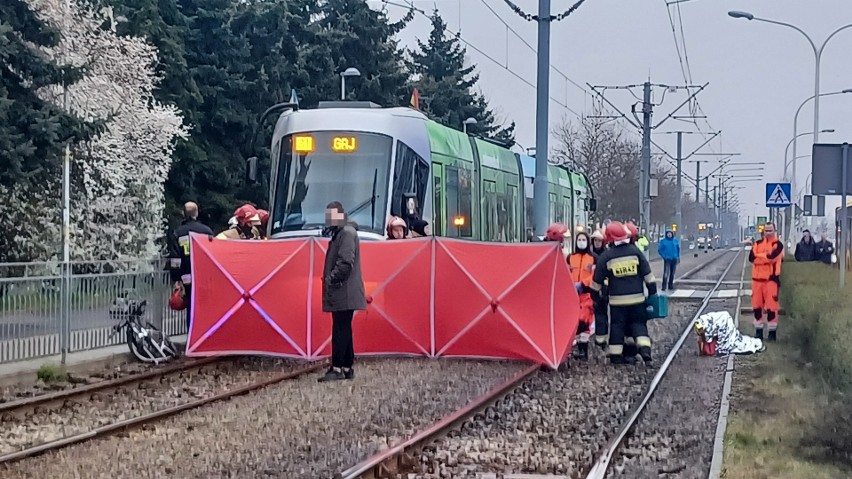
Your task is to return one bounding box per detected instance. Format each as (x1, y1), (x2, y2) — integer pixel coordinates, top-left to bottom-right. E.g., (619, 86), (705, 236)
(641, 82), (652, 231)
(676, 131), (683, 234)
(533, 0), (551, 236)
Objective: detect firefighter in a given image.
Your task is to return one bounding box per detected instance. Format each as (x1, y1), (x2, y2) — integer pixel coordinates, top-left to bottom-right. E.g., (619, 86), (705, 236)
(217, 204), (262, 239)
(749, 222), (783, 341)
(168, 202), (214, 331)
(568, 231), (596, 361)
(257, 209), (269, 239)
(590, 229), (609, 350)
(590, 221), (658, 364)
(545, 223), (570, 259)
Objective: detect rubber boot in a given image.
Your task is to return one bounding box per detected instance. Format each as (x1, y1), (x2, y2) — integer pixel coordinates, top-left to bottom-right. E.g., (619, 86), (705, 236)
(639, 346), (652, 364)
(767, 330), (777, 342)
(610, 354), (626, 365)
(574, 342), (589, 361)
(754, 328), (764, 340)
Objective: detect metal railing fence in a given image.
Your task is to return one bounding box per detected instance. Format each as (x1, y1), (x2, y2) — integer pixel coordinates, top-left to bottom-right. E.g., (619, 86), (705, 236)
(0, 259), (186, 364)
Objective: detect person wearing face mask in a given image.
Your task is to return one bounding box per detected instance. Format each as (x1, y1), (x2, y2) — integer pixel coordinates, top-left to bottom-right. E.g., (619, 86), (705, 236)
(749, 222), (783, 341)
(568, 232), (596, 361)
(589, 229), (610, 350)
(794, 229), (817, 262)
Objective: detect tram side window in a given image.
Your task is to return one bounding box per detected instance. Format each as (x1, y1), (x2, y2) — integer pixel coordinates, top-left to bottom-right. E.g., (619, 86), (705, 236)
(483, 180), (497, 241)
(507, 185), (518, 242)
(392, 142), (429, 222)
(446, 166), (473, 237)
(433, 171), (443, 236)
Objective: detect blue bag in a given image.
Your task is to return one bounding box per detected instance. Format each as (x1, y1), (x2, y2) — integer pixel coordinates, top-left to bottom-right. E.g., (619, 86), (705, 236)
(645, 293), (668, 319)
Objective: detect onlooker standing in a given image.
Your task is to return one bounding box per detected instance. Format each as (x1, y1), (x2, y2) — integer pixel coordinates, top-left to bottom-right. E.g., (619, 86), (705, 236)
(794, 229), (818, 262)
(657, 230), (681, 291)
(319, 201), (366, 382)
(749, 222), (783, 341)
(168, 202), (214, 332)
(816, 232), (835, 265)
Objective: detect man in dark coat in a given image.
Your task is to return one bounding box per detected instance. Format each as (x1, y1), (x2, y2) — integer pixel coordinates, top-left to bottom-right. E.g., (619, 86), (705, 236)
(816, 232), (835, 265)
(318, 201), (367, 382)
(794, 230), (818, 262)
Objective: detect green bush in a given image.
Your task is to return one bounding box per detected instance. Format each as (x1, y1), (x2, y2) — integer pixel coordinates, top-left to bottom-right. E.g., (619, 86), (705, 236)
(36, 363), (68, 384)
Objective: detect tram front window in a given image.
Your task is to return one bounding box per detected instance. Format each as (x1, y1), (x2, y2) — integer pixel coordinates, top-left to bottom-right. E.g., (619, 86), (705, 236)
(272, 131), (392, 235)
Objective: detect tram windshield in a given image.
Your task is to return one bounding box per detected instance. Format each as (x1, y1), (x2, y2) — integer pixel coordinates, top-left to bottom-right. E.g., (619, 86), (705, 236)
(271, 131), (392, 236)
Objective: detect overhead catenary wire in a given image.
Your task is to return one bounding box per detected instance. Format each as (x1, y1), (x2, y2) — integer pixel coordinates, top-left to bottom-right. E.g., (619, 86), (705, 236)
(379, 0), (583, 118)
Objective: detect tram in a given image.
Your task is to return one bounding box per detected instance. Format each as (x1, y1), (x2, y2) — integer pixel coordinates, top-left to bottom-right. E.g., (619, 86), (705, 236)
(248, 101), (596, 243)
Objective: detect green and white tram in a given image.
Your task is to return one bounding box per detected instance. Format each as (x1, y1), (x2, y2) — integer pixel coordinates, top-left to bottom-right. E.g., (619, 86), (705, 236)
(253, 101), (595, 242)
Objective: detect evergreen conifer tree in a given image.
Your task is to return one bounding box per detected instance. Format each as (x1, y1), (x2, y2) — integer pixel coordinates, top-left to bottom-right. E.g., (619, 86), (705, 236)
(409, 12), (515, 146)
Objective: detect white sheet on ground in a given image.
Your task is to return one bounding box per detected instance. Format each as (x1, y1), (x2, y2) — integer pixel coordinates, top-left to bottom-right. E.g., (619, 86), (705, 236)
(696, 311), (765, 355)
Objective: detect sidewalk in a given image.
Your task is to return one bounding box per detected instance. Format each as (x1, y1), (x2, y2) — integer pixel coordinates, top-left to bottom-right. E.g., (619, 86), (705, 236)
(0, 334), (187, 384)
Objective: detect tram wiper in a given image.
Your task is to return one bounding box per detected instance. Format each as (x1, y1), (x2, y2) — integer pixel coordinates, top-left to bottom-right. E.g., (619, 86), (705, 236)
(347, 169), (379, 229)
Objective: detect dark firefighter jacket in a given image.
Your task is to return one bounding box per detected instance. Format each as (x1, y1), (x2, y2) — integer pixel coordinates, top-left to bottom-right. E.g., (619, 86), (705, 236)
(168, 219), (214, 285)
(590, 243), (657, 306)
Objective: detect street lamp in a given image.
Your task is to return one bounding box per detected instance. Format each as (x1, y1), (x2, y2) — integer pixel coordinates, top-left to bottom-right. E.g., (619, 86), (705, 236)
(463, 117), (477, 134)
(784, 129), (835, 179)
(728, 11), (852, 145)
(340, 67), (361, 100)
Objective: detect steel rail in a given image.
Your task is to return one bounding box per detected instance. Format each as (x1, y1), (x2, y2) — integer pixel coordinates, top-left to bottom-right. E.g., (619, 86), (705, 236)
(0, 357), (223, 416)
(585, 248), (743, 478)
(338, 363), (541, 479)
(0, 360), (327, 466)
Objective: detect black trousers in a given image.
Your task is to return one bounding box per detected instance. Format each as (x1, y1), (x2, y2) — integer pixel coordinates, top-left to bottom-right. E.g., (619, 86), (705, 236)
(662, 259), (678, 290)
(608, 303), (648, 356)
(331, 310), (355, 368)
(594, 300), (609, 343)
(185, 284), (193, 333)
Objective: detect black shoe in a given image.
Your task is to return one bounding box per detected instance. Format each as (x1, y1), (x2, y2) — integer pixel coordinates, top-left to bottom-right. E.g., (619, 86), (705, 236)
(343, 368), (355, 380)
(639, 346), (652, 364)
(318, 367), (345, 382)
(767, 331), (777, 342)
(595, 339), (607, 351)
(574, 343), (589, 361)
(755, 329), (764, 340)
(624, 344), (638, 358)
(610, 354), (626, 365)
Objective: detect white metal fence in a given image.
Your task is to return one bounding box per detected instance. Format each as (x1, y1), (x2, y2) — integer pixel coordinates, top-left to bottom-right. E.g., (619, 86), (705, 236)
(0, 259), (186, 364)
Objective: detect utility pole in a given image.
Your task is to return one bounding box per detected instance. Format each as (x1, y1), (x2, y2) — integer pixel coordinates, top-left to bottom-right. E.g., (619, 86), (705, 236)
(533, 0), (551, 236)
(588, 81), (708, 232)
(640, 82), (653, 231)
(676, 132), (683, 233)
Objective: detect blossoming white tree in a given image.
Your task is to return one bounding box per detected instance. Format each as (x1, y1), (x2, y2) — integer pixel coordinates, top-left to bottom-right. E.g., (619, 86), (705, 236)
(25, 0), (188, 265)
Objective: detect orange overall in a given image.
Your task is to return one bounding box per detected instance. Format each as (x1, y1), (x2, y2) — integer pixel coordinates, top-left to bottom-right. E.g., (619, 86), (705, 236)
(569, 252), (596, 342)
(749, 237), (783, 332)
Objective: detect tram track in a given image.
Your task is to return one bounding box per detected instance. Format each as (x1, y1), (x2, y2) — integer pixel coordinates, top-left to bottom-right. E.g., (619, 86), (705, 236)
(336, 249), (741, 479)
(0, 356), (326, 466)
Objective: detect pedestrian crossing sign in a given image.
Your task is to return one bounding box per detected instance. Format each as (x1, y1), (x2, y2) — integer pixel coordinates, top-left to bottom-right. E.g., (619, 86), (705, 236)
(765, 182), (792, 207)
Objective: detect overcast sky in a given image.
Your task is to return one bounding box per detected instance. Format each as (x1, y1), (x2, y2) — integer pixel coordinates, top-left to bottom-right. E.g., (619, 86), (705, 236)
(368, 0), (852, 230)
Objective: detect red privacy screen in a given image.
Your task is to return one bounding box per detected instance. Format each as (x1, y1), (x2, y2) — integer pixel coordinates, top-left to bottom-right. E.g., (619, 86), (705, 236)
(187, 235), (579, 369)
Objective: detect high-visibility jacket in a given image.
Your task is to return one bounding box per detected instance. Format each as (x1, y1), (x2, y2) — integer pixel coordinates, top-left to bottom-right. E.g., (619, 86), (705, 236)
(568, 252), (595, 287)
(749, 237), (783, 281)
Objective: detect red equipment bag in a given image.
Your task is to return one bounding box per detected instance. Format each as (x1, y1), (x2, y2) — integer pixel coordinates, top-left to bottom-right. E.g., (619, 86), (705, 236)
(169, 284), (187, 311)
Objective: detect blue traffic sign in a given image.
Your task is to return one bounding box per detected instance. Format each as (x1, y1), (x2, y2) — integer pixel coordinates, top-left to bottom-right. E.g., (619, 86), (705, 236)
(765, 182), (792, 208)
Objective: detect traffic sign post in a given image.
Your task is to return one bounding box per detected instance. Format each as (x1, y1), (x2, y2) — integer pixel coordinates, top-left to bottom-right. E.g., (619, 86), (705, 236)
(812, 143), (849, 288)
(765, 182), (792, 208)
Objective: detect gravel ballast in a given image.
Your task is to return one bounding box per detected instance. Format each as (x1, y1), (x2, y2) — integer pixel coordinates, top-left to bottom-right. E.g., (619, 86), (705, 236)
(1, 358), (528, 478)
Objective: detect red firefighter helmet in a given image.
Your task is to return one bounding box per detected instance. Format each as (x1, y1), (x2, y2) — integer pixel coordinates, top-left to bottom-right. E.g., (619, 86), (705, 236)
(605, 221), (631, 244)
(545, 223), (569, 242)
(625, 221), (639, 242)
(234, 204), (261, 227)
(257, 209), (269, 228)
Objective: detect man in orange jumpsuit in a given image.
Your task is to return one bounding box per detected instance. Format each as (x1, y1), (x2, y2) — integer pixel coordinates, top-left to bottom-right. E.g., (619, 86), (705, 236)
(568, 231), (596, 361)
(749, 222), (783, 341)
